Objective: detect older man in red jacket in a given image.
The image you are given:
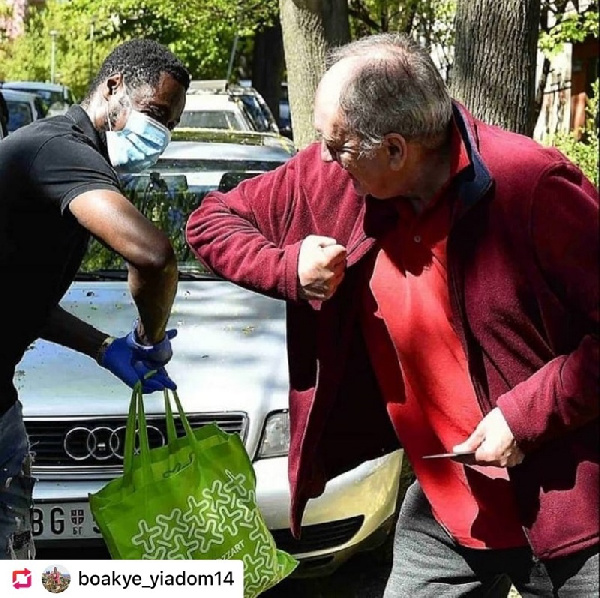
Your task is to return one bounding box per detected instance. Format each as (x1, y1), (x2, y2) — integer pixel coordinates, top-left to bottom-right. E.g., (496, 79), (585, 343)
(186, 33), (598, 597)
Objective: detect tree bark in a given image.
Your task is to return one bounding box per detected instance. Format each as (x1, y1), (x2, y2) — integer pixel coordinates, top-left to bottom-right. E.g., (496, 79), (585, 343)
(279, 0), (350, 149)
(451, 0), (541, 136)
(323, 0), (351, 45)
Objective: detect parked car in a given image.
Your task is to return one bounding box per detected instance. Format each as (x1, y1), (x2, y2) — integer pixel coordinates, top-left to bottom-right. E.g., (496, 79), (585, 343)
(0, 88), (47, 133)
(179, 91), (250, 131)
(19, 130), (404, 576)
(1, 81), (76, 116)
(189, 79), (281, 137)
(171, 126), (296, 159)
(177, 90), (296, 157)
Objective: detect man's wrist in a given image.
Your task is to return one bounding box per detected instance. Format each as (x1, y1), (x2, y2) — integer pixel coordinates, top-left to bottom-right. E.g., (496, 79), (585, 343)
(133, 319), (155, 346)
(96, 336), (115, 365)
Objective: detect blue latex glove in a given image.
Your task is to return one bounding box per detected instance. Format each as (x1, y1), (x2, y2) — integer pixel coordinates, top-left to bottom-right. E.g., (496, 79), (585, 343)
(126, 322), (177, 366)
(100, 336), (177, 393)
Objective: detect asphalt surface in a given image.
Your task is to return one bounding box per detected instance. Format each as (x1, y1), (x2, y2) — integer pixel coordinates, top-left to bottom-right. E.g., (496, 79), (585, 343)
(263, 550), (391, 598)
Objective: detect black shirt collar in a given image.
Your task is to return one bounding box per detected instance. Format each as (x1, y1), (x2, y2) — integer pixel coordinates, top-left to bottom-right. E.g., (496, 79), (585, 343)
(65, 104), (110, 160)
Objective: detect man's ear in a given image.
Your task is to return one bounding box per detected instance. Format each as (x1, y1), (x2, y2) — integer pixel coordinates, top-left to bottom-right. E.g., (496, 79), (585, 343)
(385, 134), (406, 170)
(102, 73), (124, 101)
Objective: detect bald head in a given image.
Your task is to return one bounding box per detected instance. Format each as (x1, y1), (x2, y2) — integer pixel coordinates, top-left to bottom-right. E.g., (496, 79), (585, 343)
(314, 57), (360, 135)
(315, 33), (453, 153)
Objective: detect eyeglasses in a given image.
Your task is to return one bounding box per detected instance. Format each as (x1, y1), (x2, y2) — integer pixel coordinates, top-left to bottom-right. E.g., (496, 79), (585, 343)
(318, 134), (362, 161)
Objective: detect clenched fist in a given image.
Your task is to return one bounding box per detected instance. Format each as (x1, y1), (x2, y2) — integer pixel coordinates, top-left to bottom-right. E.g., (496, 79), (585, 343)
(298, 235), (347, 301)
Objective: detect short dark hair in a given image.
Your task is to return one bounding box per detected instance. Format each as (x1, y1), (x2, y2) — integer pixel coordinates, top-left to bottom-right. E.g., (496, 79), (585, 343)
(83, 38), (190, 102)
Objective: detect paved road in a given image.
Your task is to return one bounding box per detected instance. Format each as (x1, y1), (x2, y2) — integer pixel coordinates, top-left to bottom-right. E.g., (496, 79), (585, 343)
(263, 551), (391, 598)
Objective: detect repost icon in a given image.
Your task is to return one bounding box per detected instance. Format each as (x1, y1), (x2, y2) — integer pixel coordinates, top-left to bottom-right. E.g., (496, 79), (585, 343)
(12, 568), (32, 589)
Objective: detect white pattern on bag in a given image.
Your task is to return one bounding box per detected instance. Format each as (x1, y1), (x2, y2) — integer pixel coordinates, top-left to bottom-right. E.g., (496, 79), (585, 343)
(130, 470), (282, 597)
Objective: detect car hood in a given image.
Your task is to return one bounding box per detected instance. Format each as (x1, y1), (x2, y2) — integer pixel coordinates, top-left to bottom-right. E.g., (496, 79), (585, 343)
(18, 280), (290, 434)
(171, 129), (296, 156)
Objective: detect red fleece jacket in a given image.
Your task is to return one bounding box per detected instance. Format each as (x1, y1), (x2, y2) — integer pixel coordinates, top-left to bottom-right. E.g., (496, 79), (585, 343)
(185, 103), (599, 559)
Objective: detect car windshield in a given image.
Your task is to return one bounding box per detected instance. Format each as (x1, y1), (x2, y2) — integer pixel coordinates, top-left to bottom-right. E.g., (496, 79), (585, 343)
(33, 89), (65, 106)
(78, 155), (286, 279)
(178, 109), (249, 130)
(236, 94), (277, 133)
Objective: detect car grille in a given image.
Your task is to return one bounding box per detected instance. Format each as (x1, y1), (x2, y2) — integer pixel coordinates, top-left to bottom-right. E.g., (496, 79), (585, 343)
(271, 516), (364, 554)
(25, 413), (247, 469)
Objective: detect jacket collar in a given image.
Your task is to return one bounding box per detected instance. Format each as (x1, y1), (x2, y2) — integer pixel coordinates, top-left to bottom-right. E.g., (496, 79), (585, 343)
(451, 101), (493, 215)
(346, 102), (493, 266)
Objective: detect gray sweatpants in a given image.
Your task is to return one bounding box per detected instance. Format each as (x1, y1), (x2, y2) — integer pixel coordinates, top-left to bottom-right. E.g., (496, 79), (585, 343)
(384, 481), (599, 597)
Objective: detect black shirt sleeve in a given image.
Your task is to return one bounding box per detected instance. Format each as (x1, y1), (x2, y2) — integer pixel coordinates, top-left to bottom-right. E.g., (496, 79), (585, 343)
(27, 133), (121, 213)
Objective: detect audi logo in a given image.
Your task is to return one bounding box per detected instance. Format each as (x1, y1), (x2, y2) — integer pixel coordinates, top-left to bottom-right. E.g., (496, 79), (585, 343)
(63, 425), (166, 461)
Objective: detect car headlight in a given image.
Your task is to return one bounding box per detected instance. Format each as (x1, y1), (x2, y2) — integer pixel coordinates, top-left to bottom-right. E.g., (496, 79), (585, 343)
(257, 410), (290, 459)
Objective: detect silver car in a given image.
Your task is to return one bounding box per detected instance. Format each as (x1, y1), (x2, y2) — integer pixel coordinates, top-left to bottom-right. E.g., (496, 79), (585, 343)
(18, 130), (404, 575)
(1, 88), (47, 133)
(1, 81), (76, 116)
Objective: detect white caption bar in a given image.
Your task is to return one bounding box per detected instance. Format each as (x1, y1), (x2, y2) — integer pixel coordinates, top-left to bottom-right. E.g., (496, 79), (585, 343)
(2, 559), (243, 597)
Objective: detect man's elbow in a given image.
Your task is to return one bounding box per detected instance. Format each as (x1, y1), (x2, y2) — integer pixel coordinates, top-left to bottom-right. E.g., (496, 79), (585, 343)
(136, 235), (178, 274)
(185, 206), (207, 252)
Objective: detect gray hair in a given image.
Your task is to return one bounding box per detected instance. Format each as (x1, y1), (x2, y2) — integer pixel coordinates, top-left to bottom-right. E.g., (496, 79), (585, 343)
(326, 33), (453, 153)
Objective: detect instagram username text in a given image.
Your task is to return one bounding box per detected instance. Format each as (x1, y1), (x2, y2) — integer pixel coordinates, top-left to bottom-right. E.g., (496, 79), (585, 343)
(78, 570), (237, 590)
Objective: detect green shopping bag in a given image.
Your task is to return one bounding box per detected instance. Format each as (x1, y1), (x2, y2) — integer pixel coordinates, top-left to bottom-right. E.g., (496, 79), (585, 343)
(89, 383), (298, 598)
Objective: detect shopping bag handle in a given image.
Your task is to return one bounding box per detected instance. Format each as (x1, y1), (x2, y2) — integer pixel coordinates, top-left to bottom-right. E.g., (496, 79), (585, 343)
(135, 383), (152, 478)
(122, 382), (138, 487)
(165, 389), (198, 451)
(121, 386), (200, 489)
(163, 390), (178, 445)
(122, 381), (152, 488)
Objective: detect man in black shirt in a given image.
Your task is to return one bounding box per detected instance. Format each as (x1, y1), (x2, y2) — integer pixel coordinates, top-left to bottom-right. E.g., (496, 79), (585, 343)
(0, 39), (189, 559)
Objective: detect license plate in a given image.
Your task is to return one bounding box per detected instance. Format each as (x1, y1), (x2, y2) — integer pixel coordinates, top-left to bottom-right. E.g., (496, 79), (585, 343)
(32, 502), (101, 540)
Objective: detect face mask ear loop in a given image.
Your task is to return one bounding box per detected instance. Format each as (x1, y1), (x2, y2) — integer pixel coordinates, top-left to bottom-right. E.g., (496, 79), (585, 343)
(106, 99), (113, 132)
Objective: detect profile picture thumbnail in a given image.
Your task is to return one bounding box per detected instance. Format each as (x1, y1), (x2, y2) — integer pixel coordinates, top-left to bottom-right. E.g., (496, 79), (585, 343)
(42, 565), (71, 594)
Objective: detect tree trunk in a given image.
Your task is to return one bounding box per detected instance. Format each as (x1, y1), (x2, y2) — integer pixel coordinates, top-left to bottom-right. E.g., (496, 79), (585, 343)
(451, 0), (541, 136)
(252, 23), (285, 121)
(279, 0), (350, 149)
(323, 0), (351, 45)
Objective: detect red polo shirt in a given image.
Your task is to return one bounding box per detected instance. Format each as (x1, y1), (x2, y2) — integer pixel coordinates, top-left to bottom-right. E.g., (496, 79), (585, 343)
(361, 123), (527, 549)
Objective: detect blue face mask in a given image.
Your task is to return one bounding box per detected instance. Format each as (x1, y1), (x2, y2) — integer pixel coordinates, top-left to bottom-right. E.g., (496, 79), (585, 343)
(106, 108), (171, 174)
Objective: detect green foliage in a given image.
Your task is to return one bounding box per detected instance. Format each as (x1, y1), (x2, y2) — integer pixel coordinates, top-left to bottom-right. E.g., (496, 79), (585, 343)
(349, 0), (456, 39)
(0, 0), (11, 20)
(81, 182), (198, 272)
(0, 0), (279, 98)
(348, 0), (456, 75)
(546, 79), (599, 187)
(539, 2), (599, 57)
